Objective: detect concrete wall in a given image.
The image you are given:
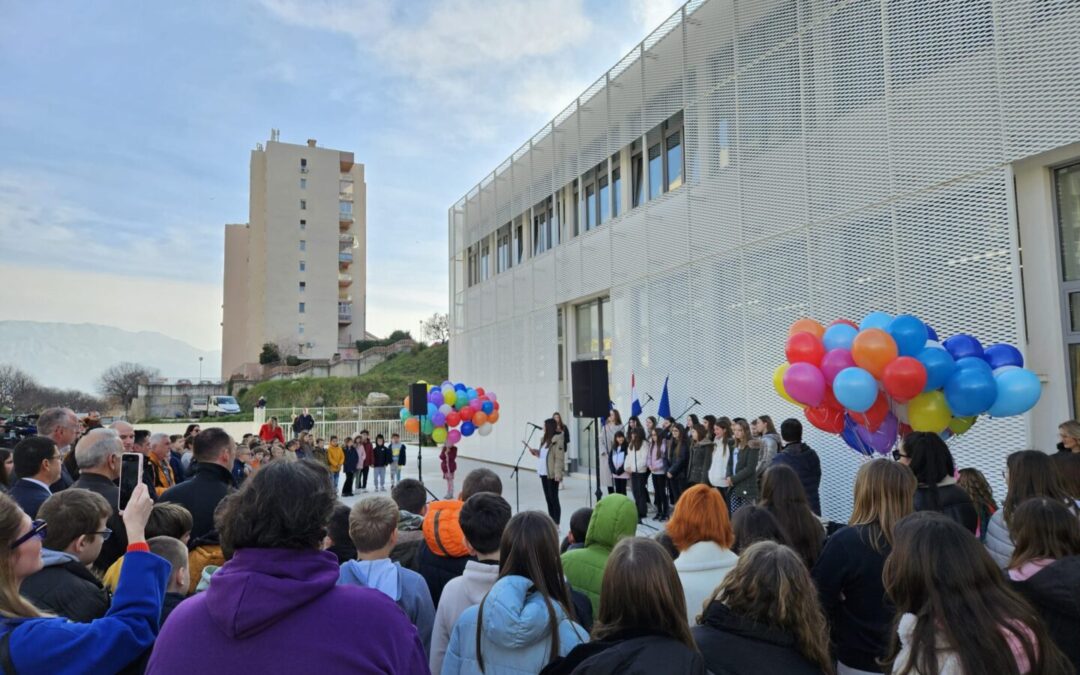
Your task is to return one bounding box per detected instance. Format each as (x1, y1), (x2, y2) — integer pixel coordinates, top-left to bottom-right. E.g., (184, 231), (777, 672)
(130, 383), (228, 421)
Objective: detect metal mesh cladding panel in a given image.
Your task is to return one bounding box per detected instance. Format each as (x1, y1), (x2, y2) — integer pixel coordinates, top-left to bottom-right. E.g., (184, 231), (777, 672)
(449, 0), (1080, 520)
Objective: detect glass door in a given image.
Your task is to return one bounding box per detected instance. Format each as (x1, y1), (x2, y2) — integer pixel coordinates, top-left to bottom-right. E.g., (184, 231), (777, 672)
(1055, 162), (1080, 417)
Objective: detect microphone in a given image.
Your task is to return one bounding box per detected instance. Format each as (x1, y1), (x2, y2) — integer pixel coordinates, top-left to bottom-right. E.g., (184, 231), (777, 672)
(527, 422), (542, 430)
(690, 397), (702, 406)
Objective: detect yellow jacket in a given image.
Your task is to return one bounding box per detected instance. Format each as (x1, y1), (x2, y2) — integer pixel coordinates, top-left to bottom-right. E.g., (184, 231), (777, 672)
(327, 444), (345, 472)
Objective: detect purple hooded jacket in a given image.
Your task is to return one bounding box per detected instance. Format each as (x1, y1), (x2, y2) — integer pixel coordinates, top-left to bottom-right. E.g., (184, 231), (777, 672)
(146, 548), (429, 674)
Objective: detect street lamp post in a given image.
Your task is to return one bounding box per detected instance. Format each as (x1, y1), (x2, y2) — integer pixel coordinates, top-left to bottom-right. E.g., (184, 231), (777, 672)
(198, 357), (204, 382)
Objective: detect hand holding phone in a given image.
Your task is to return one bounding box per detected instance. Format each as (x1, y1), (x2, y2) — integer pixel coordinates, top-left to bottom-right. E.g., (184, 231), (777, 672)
(121, 483), (153, 544)
(118, 452), (144, 513)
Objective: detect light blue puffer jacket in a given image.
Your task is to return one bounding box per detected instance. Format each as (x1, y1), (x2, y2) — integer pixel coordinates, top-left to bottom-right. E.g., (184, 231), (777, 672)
(984, 509), (1014, 569)
(441, 574), (587, 675)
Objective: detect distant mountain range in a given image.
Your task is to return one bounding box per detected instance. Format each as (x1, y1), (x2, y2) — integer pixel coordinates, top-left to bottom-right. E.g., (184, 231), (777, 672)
(0, 321), (221, 394)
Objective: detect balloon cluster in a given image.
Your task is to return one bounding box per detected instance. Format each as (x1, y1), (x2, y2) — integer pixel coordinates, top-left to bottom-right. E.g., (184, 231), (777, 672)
(774, 313), (1040, 456)
(399, 381), (501, 445)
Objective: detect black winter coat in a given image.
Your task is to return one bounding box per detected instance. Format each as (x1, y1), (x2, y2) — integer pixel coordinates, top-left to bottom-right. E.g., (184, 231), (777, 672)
(667, 438), (689, 478)
(771, 443), (822, 515)
(541, 629), (705, 675)
(21, 555), (109, 622)
(158, 462), (235, 541)
(693, 602), (826, 675)
(70, 472), (127, 573)
(811, 524), (893, 671)
(343, 446), (360, 473)
(415, 543), (470, 606)
(913, 482), (978, 534)
(1011, 555), (1080, 673)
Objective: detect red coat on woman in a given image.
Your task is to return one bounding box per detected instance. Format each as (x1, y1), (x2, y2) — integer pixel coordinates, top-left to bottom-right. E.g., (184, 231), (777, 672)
(258, 423), (285, 444)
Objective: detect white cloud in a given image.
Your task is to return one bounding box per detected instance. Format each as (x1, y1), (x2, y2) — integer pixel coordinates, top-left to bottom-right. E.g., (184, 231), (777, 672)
(630, 0), (686, 35)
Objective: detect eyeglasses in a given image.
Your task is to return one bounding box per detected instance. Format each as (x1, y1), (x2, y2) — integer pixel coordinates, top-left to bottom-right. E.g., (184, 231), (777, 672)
(891, 449), (909, 461)
(89, 527), (112, 541)
(11, 520), (47, 549)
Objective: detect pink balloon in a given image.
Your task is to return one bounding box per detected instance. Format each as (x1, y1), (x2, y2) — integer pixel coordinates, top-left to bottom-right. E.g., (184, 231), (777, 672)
(469, 398), (483, 411)
(447, 429), (462, 444)
(821, 349), (856, 385)
(783, 362), (826, 407)
(487, 392), (497, 403)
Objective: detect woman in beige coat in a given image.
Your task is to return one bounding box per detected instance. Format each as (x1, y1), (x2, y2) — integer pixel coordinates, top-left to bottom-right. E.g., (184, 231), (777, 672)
(528, 418), (567, 525)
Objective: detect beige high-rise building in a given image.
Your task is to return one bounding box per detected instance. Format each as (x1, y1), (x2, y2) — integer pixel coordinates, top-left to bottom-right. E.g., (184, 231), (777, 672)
(221, 132), (367, 379)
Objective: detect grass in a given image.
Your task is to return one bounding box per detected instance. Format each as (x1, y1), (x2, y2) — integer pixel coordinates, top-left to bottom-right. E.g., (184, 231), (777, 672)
(235, 343), (448, 410)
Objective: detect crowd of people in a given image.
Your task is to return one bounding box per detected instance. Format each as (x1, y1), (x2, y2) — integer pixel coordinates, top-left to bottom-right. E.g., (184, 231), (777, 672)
(0, 405), (1077, 674)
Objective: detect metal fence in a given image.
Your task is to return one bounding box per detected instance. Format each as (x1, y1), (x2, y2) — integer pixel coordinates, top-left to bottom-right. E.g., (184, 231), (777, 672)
(254, 406), (416, 443)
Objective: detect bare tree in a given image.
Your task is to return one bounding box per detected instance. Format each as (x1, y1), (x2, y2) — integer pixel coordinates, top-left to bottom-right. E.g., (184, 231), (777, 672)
(422, 312), (450, 343)
(98, 362), (159, 411)
(0, 364), (36, 412)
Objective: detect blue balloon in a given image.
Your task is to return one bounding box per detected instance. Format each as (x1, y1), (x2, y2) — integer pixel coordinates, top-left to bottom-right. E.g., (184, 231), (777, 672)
(944, 367), (997, 416)
(925, 324), (939, 342)
(889, 315), (929, 357)
(833, 367), (879, 413)
(917, 347), (956, 391)
(984, 343), (1024, 370)
(455, 383), (467, 391)
(460, 421), (476, 436)
(481, 400), (494, 414)
(840, 414), (873, 456)
(427, 402), (438, 418)
(943, 334), (984, 361)
(823, 323), (858, 352)
(987, 368), (1041, 417)
(466, 388), (477, 401)
(955, 356), (993, 375)
(860, 311), (893, 332)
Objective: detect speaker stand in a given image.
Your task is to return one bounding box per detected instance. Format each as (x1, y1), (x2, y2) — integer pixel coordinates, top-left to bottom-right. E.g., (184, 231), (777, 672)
(593, 416), (603, 503)
(416, 414), (424, 485)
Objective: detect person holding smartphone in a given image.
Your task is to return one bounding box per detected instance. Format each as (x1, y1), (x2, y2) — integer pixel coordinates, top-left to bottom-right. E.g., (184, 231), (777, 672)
(0, 482), (169, 674)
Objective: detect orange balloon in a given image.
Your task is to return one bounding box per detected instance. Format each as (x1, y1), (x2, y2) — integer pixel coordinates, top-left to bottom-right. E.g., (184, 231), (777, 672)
(403, 396), (410, 410)
(473, 411), (488, 426)
(404, 417), (420, 433)
(487, 410), (499, 423)
(851, 328), (898, 379)
(789, 318), (825, 340)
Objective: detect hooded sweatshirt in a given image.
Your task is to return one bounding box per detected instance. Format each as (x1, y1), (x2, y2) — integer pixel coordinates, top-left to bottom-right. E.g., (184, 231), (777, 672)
(1010, 555), (1080, 671)
(431, 559), (500, 674)
(442, 575), (587, 675)
(561, 494), (639, 616)
(338, 558), (435, 656)
(146, 548), (428, 675)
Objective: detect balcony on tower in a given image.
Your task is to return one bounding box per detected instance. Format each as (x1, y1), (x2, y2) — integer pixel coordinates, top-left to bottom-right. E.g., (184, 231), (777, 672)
(338, 302), (353, 323)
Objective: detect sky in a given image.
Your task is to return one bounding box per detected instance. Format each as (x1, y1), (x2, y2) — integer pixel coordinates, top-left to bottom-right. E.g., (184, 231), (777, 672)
(0, 0), (682, 352)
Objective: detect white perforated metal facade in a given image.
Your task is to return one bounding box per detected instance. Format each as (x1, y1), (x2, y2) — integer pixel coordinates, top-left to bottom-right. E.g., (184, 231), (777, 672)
(449, 0), (1080, 520)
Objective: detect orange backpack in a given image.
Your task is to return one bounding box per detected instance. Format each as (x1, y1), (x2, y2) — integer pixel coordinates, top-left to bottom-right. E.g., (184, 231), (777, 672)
(421, 500), (469, 558)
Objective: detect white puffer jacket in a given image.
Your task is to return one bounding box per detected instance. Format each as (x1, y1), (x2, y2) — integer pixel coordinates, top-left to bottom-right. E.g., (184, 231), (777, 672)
(674, 541), (738, 624)
(984, 510), (1014, 569)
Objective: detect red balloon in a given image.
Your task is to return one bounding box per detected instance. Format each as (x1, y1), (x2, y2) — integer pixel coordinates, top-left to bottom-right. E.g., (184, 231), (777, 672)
(805, 406), (844, 433)
(475, 387), (486, 397)
(493, 401), (500, 411)
(821, 388), (843, 412)
(786, 332), (826, 367)
(850, 392), (889, 432)
(446, 411), (461, 427)
(898, 422), (913, 438)
(459, 406), (475, 422)
(830, 319), (859, 329)
(882, 356), (929, 403)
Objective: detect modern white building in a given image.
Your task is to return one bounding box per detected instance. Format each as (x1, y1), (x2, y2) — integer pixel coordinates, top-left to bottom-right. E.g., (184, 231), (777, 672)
(448, 0), (1080, 518)
(222, 133), (367, 379)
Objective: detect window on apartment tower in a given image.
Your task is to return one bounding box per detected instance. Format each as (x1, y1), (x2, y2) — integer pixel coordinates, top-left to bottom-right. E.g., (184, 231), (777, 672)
(612, 164), (622, 218)
(300, 178), (307, 189)
(299, 281), (306, 293)
(298, 323), (305, 335)
(299, 302), (305, 314)
(648, 143), (663, 199)
(299, 240), (306, 251)
(666, 130), (683, 191)
(597, 173), (610, 226)
(584, 183), (596, 231)
(631, 152), (644, 207)
(299, 260), (306, 272)
(300, 199), (306, 210)
(300, 219), (306, 230)
(300, 158), (307, 171)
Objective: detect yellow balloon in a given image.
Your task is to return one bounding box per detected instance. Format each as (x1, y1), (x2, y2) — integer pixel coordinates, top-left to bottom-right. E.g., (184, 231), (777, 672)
(443, 389), (457, 405)
(773, 363), (801, 407)
(432, 427), (448, 444)
(909, 391), (952, 433)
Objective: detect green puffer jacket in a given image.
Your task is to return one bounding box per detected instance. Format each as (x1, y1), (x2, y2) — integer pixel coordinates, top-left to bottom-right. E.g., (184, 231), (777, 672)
(561, 494), (639, 616)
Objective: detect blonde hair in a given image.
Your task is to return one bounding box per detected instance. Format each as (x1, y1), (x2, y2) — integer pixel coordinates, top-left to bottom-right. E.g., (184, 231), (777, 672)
(705, 541), (833, 674)
(849, 460), (916, 552)
(0, 494), (46, 618)
(348, 496), (399, 553)
(1059, 420), (1080, 443)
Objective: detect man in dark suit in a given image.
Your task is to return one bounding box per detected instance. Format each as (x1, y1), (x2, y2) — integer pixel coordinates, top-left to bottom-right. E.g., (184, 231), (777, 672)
(159, 428), (236, 540)
(70, 428), (128, 573)
(36, 407), (81, 492)
(10, 436), (62, 518)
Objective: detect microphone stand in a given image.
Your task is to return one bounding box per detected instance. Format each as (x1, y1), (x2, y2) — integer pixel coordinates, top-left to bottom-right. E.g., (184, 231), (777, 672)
(639, 394), (655, 414)
(511, 424), (539, 513)
(673, 400), (701, 421)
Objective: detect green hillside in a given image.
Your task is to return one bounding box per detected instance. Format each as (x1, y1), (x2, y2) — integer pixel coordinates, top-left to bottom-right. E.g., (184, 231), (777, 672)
(235, 343), (448, 410)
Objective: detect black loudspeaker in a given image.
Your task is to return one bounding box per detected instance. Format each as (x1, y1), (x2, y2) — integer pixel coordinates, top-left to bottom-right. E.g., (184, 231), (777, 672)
(571, 359), (609, 419)
(408, 383), (428, 416)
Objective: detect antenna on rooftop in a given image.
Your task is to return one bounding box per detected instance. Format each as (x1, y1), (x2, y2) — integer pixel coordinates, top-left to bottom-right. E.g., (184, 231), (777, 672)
(270, 128), (280, 142)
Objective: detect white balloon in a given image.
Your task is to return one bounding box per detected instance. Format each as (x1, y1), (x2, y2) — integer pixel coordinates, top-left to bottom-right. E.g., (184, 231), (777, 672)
(477, 423), (493, 436)
(893, 401), (911, 424)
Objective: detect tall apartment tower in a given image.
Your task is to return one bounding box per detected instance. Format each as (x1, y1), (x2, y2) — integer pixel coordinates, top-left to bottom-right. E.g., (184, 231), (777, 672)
(221, 133), (367, 379)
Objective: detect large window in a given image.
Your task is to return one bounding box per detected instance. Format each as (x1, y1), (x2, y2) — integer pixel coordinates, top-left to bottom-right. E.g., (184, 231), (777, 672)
(648, 143), (663, 200)
(631, 152), (644, 207)
(575, 296), (612, 359)
(612, 165), (622, 218)
(598, 174), (610, 225)
(666, 131), (683, 191)
(480, 239), (491, 281)
(496, 224), (512, 273)
(585, 184), (597, 231)
(1056, 161), (1080, 416)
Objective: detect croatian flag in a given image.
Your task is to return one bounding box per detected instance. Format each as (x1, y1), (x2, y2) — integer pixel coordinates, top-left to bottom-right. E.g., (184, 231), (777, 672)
(630, 372), (642, 417)
(657, 376), (671, 419)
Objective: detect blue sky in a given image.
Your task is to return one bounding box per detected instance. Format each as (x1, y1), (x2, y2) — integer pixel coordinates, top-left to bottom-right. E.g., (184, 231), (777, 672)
(0, 0), (680, 350)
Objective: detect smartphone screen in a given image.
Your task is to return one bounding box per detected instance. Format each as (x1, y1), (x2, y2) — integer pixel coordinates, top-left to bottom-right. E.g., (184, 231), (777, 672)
(119, 453), (142, 512)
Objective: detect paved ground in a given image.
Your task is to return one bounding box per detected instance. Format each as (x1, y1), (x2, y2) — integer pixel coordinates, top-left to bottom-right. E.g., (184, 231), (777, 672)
(336, 456), (663, 537)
